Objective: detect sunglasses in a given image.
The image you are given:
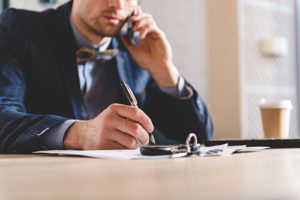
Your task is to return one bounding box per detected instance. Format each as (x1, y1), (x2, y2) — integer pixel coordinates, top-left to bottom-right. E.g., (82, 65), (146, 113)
(75, 47), (118, 64)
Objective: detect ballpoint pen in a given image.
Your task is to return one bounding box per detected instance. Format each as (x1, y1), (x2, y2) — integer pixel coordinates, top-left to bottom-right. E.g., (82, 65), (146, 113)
(120, 80), (156, 144)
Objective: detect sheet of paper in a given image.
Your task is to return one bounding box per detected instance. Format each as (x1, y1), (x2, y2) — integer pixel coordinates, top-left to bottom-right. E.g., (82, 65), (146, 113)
(200, 145), (270, 156)
(34, 149), (170, 160)
(200, 144), (230, 156)
(34, 145), (270, 160)
(200, 144), (246, 156)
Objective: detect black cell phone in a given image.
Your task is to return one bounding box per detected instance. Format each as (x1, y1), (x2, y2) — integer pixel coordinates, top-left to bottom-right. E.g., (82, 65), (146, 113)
(124, 7), (138, 44)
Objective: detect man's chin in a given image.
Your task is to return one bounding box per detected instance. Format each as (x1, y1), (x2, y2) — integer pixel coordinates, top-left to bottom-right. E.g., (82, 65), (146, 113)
(102, 32), (120, 37)
(96, 28), (122, 37)
(92, 20), (126, 37)
(100, 22), (126, 37)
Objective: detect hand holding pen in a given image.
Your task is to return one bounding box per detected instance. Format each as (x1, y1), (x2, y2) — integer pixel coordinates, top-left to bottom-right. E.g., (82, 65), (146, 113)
(64, 82), (153, 150)
(121, 81), (156, 144)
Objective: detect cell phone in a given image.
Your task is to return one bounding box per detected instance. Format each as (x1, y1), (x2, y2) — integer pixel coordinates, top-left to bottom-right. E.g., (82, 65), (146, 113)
(124, 7), (138, 45)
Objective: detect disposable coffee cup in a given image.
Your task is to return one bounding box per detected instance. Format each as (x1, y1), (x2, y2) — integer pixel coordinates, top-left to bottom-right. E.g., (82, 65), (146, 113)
(259, 99), (292, 139)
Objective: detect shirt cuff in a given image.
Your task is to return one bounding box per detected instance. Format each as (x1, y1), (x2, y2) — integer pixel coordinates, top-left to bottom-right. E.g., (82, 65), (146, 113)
(38, 120), (77, 150)
(159, 76), (193, 99)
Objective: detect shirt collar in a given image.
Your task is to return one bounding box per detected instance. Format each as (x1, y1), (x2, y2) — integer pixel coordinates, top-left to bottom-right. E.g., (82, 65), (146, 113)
(70, 17), (112, 52)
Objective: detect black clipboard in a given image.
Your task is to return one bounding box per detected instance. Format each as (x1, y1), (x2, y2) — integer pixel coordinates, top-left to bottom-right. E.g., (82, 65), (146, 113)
(203, 138), (300, 148)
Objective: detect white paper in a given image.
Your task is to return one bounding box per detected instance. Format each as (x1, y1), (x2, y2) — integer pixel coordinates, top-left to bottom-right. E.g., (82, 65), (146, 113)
(200, 145), (270, 156)
(199, 144), (246, 156)
(200, 144), (229, 156)
(34, 149), (170, 160)
(34, 145), (270, 160)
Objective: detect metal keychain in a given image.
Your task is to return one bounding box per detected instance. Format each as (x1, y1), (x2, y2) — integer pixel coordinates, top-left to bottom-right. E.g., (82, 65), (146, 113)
(171, 133), (200, 158)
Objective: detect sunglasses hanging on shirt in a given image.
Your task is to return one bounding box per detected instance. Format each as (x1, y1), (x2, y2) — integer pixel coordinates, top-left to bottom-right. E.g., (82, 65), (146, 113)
(75, 47), (118, 64)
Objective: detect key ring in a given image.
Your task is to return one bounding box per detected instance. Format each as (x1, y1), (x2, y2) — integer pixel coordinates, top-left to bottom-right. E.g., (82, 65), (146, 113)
(186, 133), (198, 153)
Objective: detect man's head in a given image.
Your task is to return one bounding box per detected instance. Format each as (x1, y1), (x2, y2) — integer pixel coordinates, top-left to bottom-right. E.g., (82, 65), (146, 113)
(71, 0), (137, 43)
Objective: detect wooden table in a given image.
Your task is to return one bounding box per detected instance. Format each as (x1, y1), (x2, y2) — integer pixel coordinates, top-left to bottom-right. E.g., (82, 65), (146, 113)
(1, 149), (300, 200)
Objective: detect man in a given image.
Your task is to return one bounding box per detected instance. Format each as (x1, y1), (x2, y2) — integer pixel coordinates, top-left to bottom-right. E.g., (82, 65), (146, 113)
(0, 0), (213, 153)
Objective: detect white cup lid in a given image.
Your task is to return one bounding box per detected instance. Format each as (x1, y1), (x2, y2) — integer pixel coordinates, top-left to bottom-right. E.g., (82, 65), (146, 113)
(259, 99), (293, 109)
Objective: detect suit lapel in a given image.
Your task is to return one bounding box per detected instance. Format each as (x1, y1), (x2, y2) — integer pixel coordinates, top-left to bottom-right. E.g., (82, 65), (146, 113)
(112, 37), (136, 93)
(112, 37), (150, 106)
(53, 2), (82, 119)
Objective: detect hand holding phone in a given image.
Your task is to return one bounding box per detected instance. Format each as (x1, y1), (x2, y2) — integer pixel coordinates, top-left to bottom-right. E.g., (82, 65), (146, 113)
(125, 7), (138, 45)
(120, 7), (180, 88)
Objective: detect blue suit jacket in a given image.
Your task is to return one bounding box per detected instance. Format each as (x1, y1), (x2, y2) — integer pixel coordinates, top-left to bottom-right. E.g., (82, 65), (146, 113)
(0, 1), (213, 153)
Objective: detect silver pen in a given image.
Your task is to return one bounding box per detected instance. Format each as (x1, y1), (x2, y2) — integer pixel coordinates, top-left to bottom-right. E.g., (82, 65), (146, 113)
(120, 81), (156, 144)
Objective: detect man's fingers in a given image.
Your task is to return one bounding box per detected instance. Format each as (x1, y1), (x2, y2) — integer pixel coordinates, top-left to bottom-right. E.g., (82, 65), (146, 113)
(110, 116), (149, 145)
(131, 13), (152, 22)
(138, 26), (151, 40)
(132, 15), (151, 31)
(131, 17), (161, 40)
(109, 128), (141, 149)
(108, 104), (154, 133)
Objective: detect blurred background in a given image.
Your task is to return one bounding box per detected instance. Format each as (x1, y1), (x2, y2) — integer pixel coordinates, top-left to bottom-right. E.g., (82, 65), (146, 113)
(0, 0), (299, 140)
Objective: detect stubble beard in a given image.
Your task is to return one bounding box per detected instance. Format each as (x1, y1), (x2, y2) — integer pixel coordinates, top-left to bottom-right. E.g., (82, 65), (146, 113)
(79, 14), (126, 38)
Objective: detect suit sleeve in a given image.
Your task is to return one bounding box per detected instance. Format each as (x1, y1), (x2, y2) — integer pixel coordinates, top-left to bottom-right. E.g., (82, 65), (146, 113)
(144, 79), (213, 143)
(0, 9), (69, 153)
